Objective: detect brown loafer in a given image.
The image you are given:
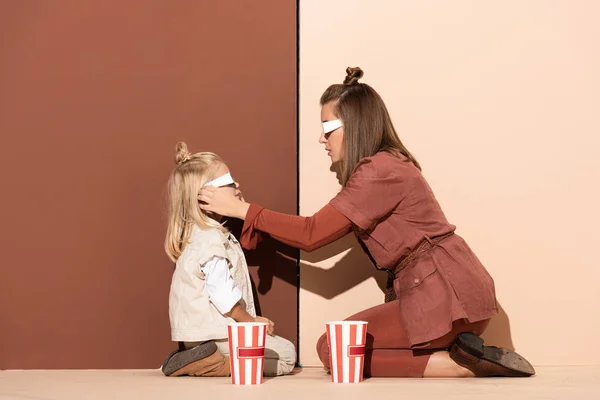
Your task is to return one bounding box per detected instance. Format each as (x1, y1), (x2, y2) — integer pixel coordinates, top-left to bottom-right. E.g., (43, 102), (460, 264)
(168, 348), (231, 377)
(161, 341), (218, 376)
(450, 332), (535, 377)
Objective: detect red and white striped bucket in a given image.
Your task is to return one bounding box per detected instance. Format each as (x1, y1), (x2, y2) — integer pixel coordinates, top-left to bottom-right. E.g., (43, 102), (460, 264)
(326, 321), (368, 383)
(227, 322), (268, 385)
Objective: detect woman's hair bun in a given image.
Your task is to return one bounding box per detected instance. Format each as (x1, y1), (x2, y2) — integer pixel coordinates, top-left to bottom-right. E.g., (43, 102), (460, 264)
(343, 67), (364, 85)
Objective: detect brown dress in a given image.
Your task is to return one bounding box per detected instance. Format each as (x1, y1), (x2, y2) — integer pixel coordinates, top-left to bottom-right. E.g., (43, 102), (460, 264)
(240, 151), (498, 377)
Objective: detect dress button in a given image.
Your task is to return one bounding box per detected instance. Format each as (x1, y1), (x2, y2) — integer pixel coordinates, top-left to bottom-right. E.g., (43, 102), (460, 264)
(413, 278), (420, 284)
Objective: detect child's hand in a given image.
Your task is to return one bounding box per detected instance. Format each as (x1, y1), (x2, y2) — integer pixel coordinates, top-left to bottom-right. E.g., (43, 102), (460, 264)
(254, 316), (275, 336)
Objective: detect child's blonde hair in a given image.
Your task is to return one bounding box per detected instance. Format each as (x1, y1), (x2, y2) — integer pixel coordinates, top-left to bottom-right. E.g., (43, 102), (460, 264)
(164, 142), (227, 262)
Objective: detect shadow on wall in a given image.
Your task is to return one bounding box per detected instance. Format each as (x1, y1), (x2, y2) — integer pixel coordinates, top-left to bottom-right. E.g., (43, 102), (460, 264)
(226, 219), (298, 345)
(300, 235), (388, 298)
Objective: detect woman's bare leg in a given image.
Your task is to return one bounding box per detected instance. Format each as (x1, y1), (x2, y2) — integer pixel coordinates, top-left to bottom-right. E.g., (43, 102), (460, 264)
(423, 351), (475, 377)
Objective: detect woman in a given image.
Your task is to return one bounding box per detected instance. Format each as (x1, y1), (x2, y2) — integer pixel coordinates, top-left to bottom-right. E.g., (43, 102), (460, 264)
(198, 67), (534, 378)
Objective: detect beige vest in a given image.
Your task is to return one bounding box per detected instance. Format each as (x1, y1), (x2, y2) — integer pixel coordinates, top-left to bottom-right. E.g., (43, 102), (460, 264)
(169, 224), (256, 342)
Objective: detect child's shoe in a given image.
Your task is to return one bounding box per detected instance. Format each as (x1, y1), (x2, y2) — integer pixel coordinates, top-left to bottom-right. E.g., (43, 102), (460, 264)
(162, 341), (224, 376)
(165, 345), (230, 377)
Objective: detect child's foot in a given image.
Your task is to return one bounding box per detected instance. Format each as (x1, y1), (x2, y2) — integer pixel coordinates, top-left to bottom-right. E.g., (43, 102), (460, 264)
(449, 332), (535, 377)
(167, 347), (231, 377)
(161, 341), (218, 376)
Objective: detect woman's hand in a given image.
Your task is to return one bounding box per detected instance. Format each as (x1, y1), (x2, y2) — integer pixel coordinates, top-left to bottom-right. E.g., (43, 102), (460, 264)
(198, 186), (250, 219)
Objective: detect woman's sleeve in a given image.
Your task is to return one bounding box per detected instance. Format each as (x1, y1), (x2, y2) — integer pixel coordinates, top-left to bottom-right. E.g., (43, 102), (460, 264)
(240, 203), (352, 252)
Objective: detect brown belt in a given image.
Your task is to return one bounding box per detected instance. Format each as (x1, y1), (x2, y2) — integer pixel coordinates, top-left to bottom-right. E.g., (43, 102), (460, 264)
(384, 231), (455, 303)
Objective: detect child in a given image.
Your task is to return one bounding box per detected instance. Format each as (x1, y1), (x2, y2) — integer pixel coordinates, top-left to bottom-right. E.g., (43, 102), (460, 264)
(160, 142), (296, 377)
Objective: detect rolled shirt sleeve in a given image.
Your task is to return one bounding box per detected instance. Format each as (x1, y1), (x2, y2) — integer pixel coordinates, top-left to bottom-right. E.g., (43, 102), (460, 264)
(200, 256), (242, 314)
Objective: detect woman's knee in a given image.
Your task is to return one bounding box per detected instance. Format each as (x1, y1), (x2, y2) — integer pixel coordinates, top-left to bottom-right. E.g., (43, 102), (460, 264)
(316, 332), (329, 365)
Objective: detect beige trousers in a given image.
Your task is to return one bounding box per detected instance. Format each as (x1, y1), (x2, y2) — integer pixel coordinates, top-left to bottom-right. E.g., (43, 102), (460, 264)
(184, 334), (296, 377)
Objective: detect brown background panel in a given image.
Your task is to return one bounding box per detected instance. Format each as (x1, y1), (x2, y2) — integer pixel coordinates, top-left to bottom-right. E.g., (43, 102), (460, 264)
(0, 0), (297, 369)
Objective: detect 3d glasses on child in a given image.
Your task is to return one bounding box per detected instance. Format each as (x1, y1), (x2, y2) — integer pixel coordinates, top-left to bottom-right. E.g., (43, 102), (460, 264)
(204, 173), (236, 188)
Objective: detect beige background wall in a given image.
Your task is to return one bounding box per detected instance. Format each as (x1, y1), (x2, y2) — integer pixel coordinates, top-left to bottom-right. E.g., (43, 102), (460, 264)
(299, 1), (600, 366)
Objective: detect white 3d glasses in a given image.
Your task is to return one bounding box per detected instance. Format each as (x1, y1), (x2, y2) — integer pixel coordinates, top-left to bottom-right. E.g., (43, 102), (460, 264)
(322, 119), (343, 134)
(204, 172), (235, 188)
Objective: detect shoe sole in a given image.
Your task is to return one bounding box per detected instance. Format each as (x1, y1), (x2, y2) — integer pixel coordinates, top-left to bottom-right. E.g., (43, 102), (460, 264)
(456, 332), (535, 377)
(162, 342), (218, 376)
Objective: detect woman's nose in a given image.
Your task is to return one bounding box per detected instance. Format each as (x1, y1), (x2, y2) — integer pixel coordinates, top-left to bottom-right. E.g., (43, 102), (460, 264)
(318, 133), (327, 144)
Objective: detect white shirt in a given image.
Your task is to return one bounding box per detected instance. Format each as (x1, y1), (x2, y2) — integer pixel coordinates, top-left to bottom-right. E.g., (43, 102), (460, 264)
(200, 256), (242, 314)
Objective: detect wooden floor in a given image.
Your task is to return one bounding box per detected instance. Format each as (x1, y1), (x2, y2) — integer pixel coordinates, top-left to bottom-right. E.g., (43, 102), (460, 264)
(1, 366), (599, 400)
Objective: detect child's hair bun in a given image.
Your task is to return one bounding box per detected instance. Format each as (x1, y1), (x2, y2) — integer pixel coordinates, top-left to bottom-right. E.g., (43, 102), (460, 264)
(175, 142), (192, 165)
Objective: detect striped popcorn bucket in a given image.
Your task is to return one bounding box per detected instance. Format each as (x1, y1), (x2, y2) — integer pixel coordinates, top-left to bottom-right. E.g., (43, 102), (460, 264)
(227, 322), (268, 385)
(326, 321), (368, 383)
